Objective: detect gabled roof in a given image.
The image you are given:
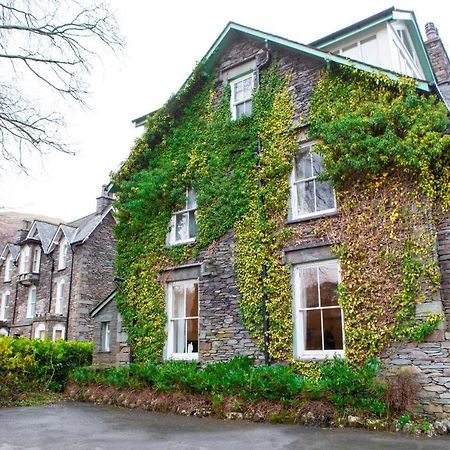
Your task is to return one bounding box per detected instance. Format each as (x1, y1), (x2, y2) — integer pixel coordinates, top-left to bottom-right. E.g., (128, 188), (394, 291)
(91, 289), (116, 317)
(309, 8), (436, 84)
(0, 243), (20, 264)
(202, 21), (431, 92)
(47, 224), (78, 253)
(24, 221), (60, 253)
(71, 205), (114, 244)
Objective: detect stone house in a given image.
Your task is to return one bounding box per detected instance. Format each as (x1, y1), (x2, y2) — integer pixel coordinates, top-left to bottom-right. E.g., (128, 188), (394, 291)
(114, 8), (450, 416)
(0, 186), (116, 342)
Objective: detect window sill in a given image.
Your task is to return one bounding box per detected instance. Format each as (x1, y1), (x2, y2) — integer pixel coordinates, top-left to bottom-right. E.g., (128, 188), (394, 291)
(167, 238), (196, 247)
(167, 353), (198, 361)
(286, 210), (338, 225)
(99, 350), (111, 354)
(295, 350), (344, 361)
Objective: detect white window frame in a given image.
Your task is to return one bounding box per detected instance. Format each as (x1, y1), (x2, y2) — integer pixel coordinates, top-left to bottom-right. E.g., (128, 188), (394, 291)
(338, 34), (380, 67)
(4, 254), (13, 282)
(168, 188), (197, 246)
(55, 279), (65, 315)
(19, 245), (30, 275)
(32, 247), (41, 273)
(0, 328), (8, 337)
(230, 72), (254, 120)
(34, 323), (46, 340)
(166, 279), (199, 361)
(100, 321), (111, 352)
(293, 259), (345, 360)
(290, 142), (336, 220)
(0, 290), (10, 320)
(52, 324), (65, 341)
(27, 286), (37, 318)
(58, 238), (68, 270)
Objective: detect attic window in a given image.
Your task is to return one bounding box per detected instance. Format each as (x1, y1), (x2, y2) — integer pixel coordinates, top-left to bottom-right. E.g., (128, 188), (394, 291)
(58, 239), (69, 270)
(396, 28), (414, 60)
(230, 73), (254, 120)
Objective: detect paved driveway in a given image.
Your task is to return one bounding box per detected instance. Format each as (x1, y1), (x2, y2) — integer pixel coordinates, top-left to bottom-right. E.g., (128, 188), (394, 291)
(1, 402), (450, 449)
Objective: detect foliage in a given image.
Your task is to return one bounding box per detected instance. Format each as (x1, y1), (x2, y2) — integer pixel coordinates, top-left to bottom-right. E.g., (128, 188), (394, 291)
(72, 356), (388, 413)
(0, 337), (92, 398)
(113, 63), (297, 362)
(385, 367), (421, 413)
(308, 66), (450, 362)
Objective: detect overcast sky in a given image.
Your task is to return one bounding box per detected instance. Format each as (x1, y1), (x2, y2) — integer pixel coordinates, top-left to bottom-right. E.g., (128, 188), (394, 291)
(0, 0), (449, 222)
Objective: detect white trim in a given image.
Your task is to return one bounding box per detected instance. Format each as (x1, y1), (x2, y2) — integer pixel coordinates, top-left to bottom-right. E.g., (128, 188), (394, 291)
(4, 254), (13, 282)
(289, 142), (336, 220)
(55, 279), (65, 315)
(166, 279), (199, 361)
(34, 323), (46, 340)
(58, 239), (68, 270)
(0, 290), (10, 320)
(52, 323), (65, 341)
(292, 259), (345, 360)
(32, 247), (41, 273)
(100, 321), (111, 352)
(19, 245), (30, 275)
(26, 286), (37, 318)
(230, 72), (254, 120)
(167, 188), (197, 246)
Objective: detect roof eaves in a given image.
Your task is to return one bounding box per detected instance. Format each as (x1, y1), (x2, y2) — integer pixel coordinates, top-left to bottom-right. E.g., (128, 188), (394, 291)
(91, 289), (116, 317)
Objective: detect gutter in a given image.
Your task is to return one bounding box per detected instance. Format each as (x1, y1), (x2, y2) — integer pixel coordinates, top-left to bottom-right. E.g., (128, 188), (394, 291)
(65, 243), (75, 340)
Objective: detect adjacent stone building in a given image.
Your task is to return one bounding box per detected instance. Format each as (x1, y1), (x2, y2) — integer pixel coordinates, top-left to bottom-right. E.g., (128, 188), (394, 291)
(0, 186), (116, 343)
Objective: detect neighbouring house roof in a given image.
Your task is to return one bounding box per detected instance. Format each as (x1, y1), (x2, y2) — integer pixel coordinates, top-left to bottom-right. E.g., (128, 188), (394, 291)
(24, 221), (60, 253)
(0, 243), (20, 264)
(71, 205), (113, 244)
(91, 289), (116, 317)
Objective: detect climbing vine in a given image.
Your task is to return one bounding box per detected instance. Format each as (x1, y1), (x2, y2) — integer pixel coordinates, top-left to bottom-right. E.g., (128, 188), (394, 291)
(308, 65), (450, 362)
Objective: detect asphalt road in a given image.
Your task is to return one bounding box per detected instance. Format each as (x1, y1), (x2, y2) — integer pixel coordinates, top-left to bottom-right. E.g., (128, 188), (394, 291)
(1, 402), (450, 450)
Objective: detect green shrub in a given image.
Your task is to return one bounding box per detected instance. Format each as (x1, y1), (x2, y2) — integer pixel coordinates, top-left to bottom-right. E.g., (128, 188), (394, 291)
(0, 337), (92, 396)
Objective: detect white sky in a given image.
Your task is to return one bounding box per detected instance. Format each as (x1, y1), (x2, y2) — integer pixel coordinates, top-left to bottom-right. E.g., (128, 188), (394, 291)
(0, 0), (449, 222)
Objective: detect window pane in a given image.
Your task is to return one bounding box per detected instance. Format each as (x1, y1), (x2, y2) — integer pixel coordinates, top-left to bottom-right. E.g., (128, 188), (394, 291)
(341, 43), (359, 59)
(305, 310), (322, 350)
(296, 180), (315, 214)
(186, 319), (198, 353)
(235, 102), (245, 119)
(172, 285), (184, 319)
(234, 80), (244, 102)
(294, 150), (312, 180)
(323, 308), (343, 350)
(188, 211), (197, 239)
(54, 330), (63, 340)
(175, 212), (188, 241)
(300, 267), (319, 308)
(311, 152), (324, 176)
(315, 180), (335, 211)
(185, 283), (198, 318)
(244, 100), (252, 116)
(172, 319), (185, 353)
(243, 77), (252, 97)
(187, 188), (197, 209)
(319, 265), (339, 307)
(360, 36), (380, 66)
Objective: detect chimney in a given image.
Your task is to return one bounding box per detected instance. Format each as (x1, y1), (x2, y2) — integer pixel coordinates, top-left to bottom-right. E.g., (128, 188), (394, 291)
(423, 21), (450, 105)
(425, 22), (439, 41)
(96, 185), (114, 214)
(15, 219), (31, 244)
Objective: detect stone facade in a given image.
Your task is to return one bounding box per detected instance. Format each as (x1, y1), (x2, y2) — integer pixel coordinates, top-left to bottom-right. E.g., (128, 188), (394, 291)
(0, 188), (116, 344)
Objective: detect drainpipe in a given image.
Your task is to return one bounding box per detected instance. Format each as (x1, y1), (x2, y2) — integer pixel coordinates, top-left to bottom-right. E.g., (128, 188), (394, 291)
(255, 44), (271, 365)
(65, 244), (75, 341)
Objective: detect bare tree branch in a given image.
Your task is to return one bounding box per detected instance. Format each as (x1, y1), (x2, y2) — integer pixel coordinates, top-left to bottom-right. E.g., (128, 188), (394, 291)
(0, 0), (124, 170)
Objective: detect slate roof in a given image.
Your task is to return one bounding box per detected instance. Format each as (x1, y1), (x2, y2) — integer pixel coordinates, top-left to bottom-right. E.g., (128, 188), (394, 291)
(0, 243), (20, 264)
(33, 222), (59, 252)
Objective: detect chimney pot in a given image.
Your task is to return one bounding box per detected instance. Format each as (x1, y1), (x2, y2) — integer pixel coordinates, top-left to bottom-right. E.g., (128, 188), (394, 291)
(425, 22), (439, 41)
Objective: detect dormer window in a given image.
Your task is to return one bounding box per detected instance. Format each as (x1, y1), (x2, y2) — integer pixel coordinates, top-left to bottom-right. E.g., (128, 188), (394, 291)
(4, 254), (13, 282)
(19, 246), (30, 275)
(230, 73), (254, 120)
(58, 239), (69, 270)
(168, 188), (197, 246)
(32, 247), (41, 273)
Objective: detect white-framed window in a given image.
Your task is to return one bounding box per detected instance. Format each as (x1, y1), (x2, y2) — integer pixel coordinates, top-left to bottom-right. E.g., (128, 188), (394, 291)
(167, 279), (199, 360)
(339, 35), (380, 67)
(34, 323), (46, 340)
(290, 142), (336, 220)
(32, 247), (41, 273)
(26, 286), (37, 318)
(168, 188), (197, 246)
(293, 259), (344, 360)
(4, 254), (14, 282)
(230, 73), (254, 120)
(58, 238), (69, 270)
(19, 245), (30, 274)
(0, 328), (8, 337)
(52, 324), (65, 341)
(100, 321), (111, 352)
(0, 291), (10, 320)
(55, 279), (65, 315)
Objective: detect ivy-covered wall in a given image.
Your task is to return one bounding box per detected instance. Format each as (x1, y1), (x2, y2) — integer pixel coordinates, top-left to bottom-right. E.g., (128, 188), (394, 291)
(113, 34), (450, 373)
